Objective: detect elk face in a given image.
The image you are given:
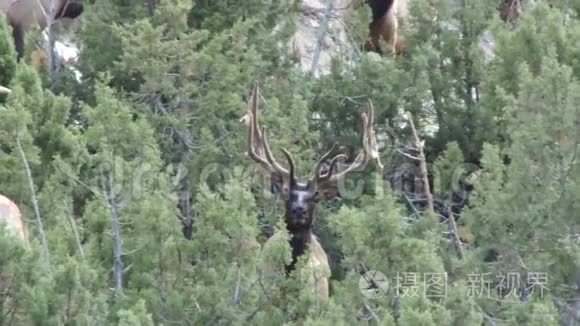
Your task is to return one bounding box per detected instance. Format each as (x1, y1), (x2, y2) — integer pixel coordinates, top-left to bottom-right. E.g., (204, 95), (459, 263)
(275, 149), (324, 229)
(285, 182), (317, 228)
(277, 147), (344, 230)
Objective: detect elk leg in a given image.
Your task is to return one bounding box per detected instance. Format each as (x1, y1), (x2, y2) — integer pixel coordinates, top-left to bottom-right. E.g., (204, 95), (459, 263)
(364, 20), (383, 54)
(365, 11), (397, 56)
(11, 23), (24, 61)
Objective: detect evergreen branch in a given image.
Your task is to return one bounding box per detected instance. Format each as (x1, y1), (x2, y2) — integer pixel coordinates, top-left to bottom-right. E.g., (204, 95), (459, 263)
(556, 294), (580, 326)
(16, 134), (51, 269)
(4, 280), (19, 326)
(327, 10), (363, 59)
(233, 264), (241, 304)
(405, 112), (434, 215)
(63, 199), (85, 259)
(396, 149), (421, 161)
(122, 263), (133, 274)
(447, 206), (464, 259)
(121, 246), (144, 256)
(233, 274), (261, 307)
(51, 162), (105, 199)
(339, 95), (367, 106)
(363, 303), (380, 322)
(244, 289), (270, 324)
(403, 193), (421, 217)
(558, 125), (579, 200)
(477, 305), (498, 326)
(101, 172), (124, 297)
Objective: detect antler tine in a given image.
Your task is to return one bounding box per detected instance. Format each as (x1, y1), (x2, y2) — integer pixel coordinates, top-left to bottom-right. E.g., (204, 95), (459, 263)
(310, 143), (337, 182)
(252, 85), (289, 175)
(281, 148), (296, 187)
(261, 127), (289, 175)
(246, 86), (271, 169)
(248, 117), (277, 172)
(243, 84), (290, 179)
(334, 112), (370, 177)
(317, 103), (381, 186)
(317, 153), (348, 183)
(366, 100), (384, 169)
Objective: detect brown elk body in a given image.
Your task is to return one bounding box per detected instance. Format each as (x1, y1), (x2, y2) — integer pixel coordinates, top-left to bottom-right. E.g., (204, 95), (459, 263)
(0, 0), (84, 60)
(363, 0), (409, 56)
(241, 85), (382, 301)
(499, 0), (521, 26)
(0, 194), (28, 246)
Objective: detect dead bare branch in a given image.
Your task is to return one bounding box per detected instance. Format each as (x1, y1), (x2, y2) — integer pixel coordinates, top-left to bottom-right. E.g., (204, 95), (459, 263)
(63, 199), (85, 259)
(405, 112), (434, 214)
(396, 149), (421, 161)
(447, 206), (464, 259)
(363, 303), (381, 322)
(16, 134), (51, 268)
(101, 172), (124, 297)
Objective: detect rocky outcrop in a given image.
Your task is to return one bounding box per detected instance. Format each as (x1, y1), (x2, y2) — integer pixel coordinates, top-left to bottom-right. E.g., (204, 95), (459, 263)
(289, 0), (356, 76)
(288, 0), (496, 76)
(0, 194), (28, 246)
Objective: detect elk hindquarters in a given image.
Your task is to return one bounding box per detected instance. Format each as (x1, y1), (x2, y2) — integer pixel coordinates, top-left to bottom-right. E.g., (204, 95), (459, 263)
(365, 3), (399, 55)
(364, 0), (404, 54)
(499, 0), (521, 26)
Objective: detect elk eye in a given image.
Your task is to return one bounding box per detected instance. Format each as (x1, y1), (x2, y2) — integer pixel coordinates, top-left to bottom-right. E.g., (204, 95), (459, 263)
(312, 192), (320, 203)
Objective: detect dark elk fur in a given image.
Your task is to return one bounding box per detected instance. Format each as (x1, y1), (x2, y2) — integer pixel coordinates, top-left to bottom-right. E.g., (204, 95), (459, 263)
(363, 0), (408, 56)
(499, 0), (521, 26)
(241, 85), (382, 301)
(0, 0), (84, 60)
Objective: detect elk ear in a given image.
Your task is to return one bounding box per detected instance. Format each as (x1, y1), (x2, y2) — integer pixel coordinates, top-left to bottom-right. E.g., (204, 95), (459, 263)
(323, 189), (341, 201)
(313, 191), (321, 203)
(316, 181), (341, 201)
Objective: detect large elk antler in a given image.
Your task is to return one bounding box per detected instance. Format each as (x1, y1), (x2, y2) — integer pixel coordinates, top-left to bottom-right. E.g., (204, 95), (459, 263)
(309, 100), (383, 199)
(240, 84), (295, 193)
(241, 85), (383, 198)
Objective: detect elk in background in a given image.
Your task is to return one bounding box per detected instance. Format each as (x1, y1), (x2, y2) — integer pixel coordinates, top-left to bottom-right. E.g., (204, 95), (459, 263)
(362, 0), (409, 56)
(0, 194), (28, 247)
(499, 0), (521, 26)
(0, 0), (84, 60)
(241, 85), (382, 301)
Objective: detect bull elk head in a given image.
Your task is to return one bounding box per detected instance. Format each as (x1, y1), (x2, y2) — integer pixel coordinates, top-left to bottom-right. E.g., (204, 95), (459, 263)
(241, 85), (382, 301)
